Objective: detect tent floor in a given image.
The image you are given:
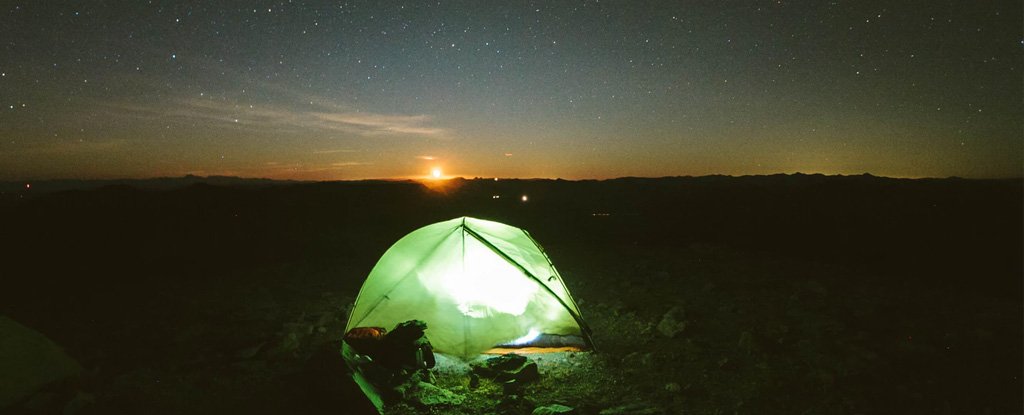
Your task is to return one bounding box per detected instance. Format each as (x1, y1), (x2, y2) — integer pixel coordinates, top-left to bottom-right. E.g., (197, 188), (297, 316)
(482, 346), (583, 354)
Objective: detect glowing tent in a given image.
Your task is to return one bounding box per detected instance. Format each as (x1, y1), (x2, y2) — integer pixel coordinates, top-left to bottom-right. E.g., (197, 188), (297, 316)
(344, 217), (593, 358)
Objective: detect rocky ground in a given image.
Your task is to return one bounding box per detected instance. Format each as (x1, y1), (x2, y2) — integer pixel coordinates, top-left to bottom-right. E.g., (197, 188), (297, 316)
(1, 176), (1020, 414)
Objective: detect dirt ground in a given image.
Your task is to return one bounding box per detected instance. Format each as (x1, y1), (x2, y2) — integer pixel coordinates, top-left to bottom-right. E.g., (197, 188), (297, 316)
(1, 176), (1020, 414)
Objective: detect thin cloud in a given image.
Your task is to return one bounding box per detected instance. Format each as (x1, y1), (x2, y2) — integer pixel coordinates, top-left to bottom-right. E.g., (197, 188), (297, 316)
(311, 112), (447, 137)
(101, 97), (449, 138)
(416, 155), (436, 160)
(252, 161), (372, 174)
(313, 149), (357, 154)
(0, 139), (128, 155)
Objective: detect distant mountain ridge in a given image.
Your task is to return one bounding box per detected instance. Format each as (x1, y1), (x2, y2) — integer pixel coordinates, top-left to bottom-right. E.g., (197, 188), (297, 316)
(0, 175), (306, 193)
(1, 172), (1014, 195)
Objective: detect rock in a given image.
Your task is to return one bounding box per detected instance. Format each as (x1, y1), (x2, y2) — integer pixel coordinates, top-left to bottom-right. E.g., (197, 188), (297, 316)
(412, 382), (464, 406)
(472, 354), (540, 385)
(233, 342), (267, 360)
(0, 317), (82, 409)
(277, 332), (302, 354)
(498, 361), (539, 384)
(656, 307), (687, 338)
(621, 352), (653, 368)
(533, 403), (576, 414)
(472, 353), (528, 377)
(599, 402), (664, 415)
(639, 322), (654, 336)
(502, 379), (522, 395)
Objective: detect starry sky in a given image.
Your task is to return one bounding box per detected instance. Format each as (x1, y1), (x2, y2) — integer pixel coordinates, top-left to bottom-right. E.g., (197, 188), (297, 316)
(1, 1), (1020, 181)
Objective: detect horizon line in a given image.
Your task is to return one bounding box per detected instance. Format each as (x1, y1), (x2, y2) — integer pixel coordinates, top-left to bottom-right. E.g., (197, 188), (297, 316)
(4, 171), (1022, 184)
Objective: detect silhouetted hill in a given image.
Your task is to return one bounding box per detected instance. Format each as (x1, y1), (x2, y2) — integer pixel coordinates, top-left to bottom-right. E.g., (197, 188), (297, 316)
(0, 174), (304, 194)
(1, 174), (1019, 294)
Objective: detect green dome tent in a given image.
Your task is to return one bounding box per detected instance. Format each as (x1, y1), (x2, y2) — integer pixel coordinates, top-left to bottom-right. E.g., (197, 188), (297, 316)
(344, 217), (593, 358)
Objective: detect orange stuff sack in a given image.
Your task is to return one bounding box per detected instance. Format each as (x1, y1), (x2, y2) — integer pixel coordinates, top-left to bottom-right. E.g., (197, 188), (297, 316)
(344, 327), (387, 355)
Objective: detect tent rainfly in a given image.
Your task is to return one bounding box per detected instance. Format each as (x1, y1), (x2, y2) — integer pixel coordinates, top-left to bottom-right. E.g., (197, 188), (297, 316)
(344, 216), (593, 358)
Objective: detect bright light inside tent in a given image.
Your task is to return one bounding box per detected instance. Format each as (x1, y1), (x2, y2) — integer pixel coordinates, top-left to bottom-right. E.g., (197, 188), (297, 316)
(431, 167), (442, 178)
(508, 328), (541, 346)
(435, 235), (540, 318)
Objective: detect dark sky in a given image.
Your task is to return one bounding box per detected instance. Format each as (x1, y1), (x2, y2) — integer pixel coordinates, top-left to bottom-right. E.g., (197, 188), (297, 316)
(1, 1), (1020, 180)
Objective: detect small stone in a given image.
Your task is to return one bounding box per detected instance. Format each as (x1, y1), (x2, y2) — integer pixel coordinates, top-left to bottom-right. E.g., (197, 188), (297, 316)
(656, 307), (687, 338)
(533, 403), (576, 414)
(233, 342), (266, 360)
(622, 352), (653, 368)
(277, 333), (301, 353)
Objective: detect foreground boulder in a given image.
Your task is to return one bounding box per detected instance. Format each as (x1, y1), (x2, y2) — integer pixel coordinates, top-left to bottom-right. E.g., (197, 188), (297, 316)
(0, 316), (82, 409)
(471, 353), (540, 385)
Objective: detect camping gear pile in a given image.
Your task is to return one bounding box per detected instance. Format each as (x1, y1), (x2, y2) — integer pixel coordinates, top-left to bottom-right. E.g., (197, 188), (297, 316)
(343, 320), (435, 391)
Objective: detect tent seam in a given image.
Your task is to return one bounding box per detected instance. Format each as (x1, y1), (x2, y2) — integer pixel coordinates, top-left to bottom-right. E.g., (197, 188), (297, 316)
(348, 224), (462, 329)
(462, 224), (595, 349)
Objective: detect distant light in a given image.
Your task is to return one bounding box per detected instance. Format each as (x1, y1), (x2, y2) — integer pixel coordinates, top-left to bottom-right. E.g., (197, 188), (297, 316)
(494, 177), (499, 181)
(521, 195), (528, 202)
(25, 183), (31, 189)
(431, 167), (442, 178)
(492, 195), (500, 199)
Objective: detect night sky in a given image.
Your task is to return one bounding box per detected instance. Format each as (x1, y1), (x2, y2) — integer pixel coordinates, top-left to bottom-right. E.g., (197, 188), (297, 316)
(1, 1), (1020, 181)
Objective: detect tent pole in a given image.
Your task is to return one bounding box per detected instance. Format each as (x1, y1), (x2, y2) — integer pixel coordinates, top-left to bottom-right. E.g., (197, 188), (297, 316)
(462, 224), (597, 352)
